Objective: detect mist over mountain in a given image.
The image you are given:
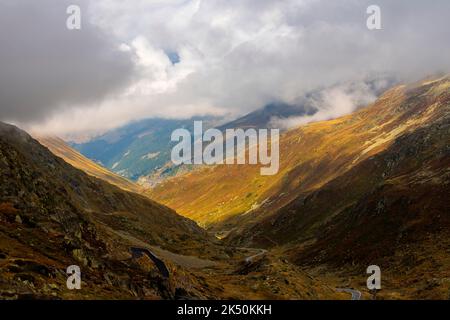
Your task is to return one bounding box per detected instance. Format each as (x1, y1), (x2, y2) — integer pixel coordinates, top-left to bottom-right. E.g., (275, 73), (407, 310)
(69, 75), (395, 184)
(69, 118), (204, 181)
(70, 101), (317, 182)
(148, 76), (450, 298)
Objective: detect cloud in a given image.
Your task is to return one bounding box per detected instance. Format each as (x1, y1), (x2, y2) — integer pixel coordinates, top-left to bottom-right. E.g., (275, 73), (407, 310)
(2, 0), (450, 136)
(269, 80), (389, 129)
(0, 0), (134, 123)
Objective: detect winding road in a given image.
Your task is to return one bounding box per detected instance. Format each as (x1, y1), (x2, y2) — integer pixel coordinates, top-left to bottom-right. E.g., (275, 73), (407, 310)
(336, 288), (362, 300)
(130, 247), (170, 278)
(239, 247), (363, 301)
(244, 249), (268, 263)
(240, 248), (364, 301)
(130, 245), (362, 301)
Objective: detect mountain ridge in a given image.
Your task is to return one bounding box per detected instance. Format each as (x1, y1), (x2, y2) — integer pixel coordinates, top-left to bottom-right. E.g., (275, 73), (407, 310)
(0, 121), (222, 299)
(146, 75), (450, 298)
(148, 76), (450, 229)
(36, 136), (143, 194)
(1, 121), (343, 300)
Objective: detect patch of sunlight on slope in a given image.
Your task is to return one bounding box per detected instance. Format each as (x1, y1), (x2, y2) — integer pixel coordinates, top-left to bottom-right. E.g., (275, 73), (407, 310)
(35, 136), (143, 194)
(359, 101), (441, 158)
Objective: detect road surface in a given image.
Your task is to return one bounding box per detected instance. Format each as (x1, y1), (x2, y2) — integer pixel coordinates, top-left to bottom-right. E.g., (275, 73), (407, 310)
(232, 246), (268, 263)
(336, 288), (362, 300)
(130, 247), (170, 278)
(244, 249), (268, 263)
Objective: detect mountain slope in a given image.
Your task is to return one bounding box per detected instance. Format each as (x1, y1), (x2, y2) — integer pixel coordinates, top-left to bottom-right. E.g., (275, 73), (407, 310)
(217, 102), (317, 130)
(0, 122), (343, 300)
(36, 136), (143, 194)
(147, 76), (450, 299)
(71, 103), (316, 187)
(71, 118), (215, 181)
(0, 122), (222, 299)
(234, 104), (450, 299)
(148, 76), (450, 229)
(233, 111), (450, 248)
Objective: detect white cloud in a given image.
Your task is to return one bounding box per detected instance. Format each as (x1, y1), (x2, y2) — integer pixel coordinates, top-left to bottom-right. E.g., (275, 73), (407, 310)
(270, 81), (381, 129)
(2, 0), (450, 137)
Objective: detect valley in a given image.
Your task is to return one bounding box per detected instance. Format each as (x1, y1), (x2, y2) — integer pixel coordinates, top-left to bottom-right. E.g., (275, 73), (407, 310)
(1, 76), (449, 300)
(0, 121), (344, 300)
(1, 0), (449, 304)
(147, 76), (450, 299)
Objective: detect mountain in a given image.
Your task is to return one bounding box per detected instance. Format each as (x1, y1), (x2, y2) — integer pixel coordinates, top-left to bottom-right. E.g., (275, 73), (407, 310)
(217, 102), (317, 130)
(147, 76), (450, 298)
(230, 78), (450, 299)
(148, 77), (450, 227)
(0, 122), (222, 299)
(70, 118), (215, 181)
(70, 103), (315, 187)
(36, 136), (143, 194)
(267, 118), (450, 299)
(0, 122), (342, 299)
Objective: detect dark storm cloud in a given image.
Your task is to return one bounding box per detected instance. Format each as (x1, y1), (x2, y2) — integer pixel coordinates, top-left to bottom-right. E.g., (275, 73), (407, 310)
(0, 0), (134, 123)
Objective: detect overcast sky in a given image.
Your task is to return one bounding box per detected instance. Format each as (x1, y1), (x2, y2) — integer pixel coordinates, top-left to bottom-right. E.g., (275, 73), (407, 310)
(1, 0), (450, 137)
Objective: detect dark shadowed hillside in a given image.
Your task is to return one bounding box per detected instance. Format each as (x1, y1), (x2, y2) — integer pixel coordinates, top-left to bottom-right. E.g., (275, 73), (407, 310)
(0, 122), (223, 299)
(0, 122), (342, 300)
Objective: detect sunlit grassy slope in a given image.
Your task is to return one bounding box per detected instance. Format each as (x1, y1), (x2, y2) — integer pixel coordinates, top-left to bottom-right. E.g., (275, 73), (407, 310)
(148, 76), (450, 228)
(36, 136), (143, 195)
